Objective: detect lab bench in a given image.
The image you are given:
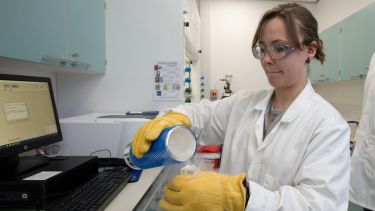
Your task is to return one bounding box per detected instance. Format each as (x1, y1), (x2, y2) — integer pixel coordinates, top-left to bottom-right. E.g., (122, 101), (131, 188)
(103, 166), (162, 211)
(109, 165), (375, 211)
(105, 164), (181, 211)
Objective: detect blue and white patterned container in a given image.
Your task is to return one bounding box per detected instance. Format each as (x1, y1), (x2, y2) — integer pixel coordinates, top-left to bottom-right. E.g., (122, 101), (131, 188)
(128, 125), (197, 169)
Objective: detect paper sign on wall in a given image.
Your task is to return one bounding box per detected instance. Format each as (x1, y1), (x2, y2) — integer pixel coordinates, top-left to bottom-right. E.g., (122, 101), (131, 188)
(153, 61), (183, 101)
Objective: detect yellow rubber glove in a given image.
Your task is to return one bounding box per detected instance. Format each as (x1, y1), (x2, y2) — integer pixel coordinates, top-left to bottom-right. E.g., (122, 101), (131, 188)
(159, 172), (247, 211)
(131, 112), (191, 158)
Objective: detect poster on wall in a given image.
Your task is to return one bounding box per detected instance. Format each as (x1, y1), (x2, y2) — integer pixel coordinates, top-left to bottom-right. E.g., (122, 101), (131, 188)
(153, 61), (183, 101)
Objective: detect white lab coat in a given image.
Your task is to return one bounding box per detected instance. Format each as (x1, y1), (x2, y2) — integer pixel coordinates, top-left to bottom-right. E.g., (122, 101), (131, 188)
(350, 52), (375, 210)
(173, 81), (350, 211)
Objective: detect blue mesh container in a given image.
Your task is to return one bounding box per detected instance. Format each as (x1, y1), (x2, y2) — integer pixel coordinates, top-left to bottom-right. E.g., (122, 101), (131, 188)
(129, 125), (197, 169)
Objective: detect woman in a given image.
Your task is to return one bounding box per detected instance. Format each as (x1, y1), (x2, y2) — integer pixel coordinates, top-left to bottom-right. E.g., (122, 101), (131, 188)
(132, 3), (350, 211)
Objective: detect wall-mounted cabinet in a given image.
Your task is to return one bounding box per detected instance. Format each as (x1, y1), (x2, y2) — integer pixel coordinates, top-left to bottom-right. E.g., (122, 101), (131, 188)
(340, 9), (366, 80)
(309, 23), (340, 83)
(0, 1), (66, 66)
(0, 0), (106, 74)
(310, 3), (375, 83)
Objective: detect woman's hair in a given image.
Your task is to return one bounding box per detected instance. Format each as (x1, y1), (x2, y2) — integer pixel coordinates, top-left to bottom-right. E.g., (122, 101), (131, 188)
(252, 3), (325, 64)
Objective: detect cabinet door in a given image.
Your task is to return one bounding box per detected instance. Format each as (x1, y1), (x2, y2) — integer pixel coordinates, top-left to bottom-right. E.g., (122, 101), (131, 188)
(308, 57), (323, 83)
(319, 24), (341, 82)
(365, 3), (375, 73)
(67, 0), (106, 73)
(0, 0), (66, 64)
(340, 9), (367, 80)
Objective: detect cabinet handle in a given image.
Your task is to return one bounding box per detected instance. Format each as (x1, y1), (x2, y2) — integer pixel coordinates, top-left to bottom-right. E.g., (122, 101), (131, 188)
(42, 55), (69, 66)
(72, 53), (80, 59)
(70, 60), (91, 69)
(41, 55), (91, 70)
(349, 74), (365, 80)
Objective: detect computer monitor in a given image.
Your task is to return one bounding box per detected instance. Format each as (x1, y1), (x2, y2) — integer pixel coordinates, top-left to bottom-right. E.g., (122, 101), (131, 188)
(0, 74), (62, 177)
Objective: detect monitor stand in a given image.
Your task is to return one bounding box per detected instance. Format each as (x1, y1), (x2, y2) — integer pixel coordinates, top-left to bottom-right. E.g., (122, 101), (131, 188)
(0, 155), (49, 179)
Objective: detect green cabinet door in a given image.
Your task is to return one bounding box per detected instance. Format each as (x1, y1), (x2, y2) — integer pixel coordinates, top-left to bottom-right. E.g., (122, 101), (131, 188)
(340, 8), (367, 80)
(316, 23), (340, 82)
(308, 36), (325, 84)
(309, 57), (323, 83)
(0, 0), (66, 64)
(365, 3), (375, 74)
(67, 0), (106, 73)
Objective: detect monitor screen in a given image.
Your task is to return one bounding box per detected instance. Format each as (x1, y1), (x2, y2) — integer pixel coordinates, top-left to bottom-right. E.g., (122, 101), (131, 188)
(0, 74), (62, 175)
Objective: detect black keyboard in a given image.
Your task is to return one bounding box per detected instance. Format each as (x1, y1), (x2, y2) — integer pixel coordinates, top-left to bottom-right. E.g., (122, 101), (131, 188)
(49, 167), (132, 211)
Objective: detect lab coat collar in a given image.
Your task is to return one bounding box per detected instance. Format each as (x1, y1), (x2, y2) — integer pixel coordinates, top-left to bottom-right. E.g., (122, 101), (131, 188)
(254, 90), (274, 111)
(252, 81), (314, 149)
(253, 80), (314, 123)
(281, 80), (314, 123)
(253, 91), (273, 146)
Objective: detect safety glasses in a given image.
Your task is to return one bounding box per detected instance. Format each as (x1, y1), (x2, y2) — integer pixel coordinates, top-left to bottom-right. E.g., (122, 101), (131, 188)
(252, 42), (296, 60)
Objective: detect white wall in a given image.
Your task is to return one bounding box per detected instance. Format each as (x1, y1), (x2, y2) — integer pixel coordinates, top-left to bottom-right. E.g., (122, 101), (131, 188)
(56, 0), (185, 117)
(314, 0), (375, 31)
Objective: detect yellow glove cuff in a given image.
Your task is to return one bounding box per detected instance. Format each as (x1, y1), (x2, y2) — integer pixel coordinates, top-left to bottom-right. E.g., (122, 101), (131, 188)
(224, 172), (247, 211)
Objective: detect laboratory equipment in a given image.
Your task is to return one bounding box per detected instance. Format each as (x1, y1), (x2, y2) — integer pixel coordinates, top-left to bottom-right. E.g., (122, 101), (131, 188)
(184, 65), (192, 103)
(220, 74), (233, 99)
(347, 120), (359, 156)
(210, 89), (218, 101)
(58, 113), (149, 158)
(200, 75), (205, 100)
(195, 144), (222, 171)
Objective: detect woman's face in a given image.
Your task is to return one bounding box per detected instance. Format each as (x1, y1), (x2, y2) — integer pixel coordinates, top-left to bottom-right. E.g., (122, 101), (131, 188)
(259, 17), (311, 91)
